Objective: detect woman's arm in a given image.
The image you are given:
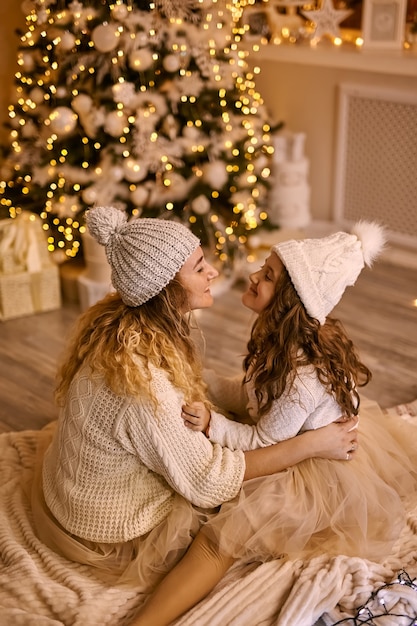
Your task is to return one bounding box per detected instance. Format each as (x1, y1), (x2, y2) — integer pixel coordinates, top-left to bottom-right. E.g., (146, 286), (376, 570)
(117, 368), (356, 508)
(181, 401), (358, 482)
(243, 417), (358, 480)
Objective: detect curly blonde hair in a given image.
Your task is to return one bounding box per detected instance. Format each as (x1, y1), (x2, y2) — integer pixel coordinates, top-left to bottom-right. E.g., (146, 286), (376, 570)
(55, 280), (208, 409)
(244, 264), (371, 418)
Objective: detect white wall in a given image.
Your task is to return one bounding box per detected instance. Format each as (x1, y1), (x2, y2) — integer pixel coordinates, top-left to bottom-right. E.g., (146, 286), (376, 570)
(251, 55), (417, 222)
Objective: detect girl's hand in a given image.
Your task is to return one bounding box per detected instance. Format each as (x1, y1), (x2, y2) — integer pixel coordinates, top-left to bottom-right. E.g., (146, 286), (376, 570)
(305, 416), (359, 461)
(182, 401), (211, 434)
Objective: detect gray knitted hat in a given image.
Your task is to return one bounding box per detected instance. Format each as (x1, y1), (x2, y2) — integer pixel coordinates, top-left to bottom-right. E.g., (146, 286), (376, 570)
(86, 206), (200, 306)
(272, 221), (387, 325)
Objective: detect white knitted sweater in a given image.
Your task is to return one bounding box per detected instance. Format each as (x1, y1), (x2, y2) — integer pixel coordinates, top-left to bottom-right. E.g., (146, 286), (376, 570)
(42, 364), (245, 543)
(205, 366), (344, 451)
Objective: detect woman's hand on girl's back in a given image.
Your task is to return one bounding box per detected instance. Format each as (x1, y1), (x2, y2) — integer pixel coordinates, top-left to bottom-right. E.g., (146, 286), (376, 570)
(302, 416), (359, 461)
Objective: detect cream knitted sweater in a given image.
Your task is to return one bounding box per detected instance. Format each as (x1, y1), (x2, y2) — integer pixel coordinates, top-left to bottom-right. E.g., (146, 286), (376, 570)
(205, 366), (344, 451)
(42, 364), (245, 543)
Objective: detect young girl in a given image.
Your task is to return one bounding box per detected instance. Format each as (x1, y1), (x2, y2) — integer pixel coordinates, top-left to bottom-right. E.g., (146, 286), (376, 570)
(133, 221), (417, 625)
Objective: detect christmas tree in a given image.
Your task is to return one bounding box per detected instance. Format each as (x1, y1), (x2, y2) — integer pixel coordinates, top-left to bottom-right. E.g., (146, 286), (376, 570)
(0, 0), (277, 269)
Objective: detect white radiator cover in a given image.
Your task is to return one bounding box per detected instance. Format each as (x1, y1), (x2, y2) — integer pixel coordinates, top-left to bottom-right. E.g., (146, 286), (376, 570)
(333, 83), (417, 248)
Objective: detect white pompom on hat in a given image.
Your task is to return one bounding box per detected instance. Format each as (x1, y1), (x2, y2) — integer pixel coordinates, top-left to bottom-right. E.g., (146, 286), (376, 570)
(86, 206), (200, 306)
(272, 221), (387, 325)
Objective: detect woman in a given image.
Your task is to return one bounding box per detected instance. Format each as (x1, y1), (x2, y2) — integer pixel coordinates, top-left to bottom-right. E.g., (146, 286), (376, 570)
(32, 205), (358, 595)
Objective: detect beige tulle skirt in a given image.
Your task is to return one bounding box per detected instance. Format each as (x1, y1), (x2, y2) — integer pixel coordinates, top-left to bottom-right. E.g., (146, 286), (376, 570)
(31, 424), (215, 592)
(202, 400), (417, 564)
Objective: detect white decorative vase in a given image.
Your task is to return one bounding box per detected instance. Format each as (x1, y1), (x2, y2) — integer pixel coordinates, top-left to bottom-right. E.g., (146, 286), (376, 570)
(82, 231), (112, 283)
(78, 231), (113, 311)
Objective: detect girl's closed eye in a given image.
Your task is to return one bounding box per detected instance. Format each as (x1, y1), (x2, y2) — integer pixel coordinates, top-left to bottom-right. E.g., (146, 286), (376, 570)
(260, 266), (273, 281)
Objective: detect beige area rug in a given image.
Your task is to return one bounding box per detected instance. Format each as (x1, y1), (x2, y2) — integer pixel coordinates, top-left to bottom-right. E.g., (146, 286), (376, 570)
(1, 416), (417, 626)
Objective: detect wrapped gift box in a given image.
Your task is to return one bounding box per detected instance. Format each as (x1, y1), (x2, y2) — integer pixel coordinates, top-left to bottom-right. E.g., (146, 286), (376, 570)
(0, 213), (62, 321)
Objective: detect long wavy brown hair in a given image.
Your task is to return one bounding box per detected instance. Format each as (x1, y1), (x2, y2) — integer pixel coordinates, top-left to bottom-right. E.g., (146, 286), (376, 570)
(55, 280), (208, 409)
(243, 263), (371, 418)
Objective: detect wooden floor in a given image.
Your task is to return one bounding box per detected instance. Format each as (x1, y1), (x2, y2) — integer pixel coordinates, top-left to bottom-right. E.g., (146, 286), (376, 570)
(0, 250), (416, 434)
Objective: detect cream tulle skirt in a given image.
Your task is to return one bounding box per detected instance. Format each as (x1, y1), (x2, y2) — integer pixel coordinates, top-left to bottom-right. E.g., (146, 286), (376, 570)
(31, 401), (417, 592)
(202, 400), (417, 563)
(31, 424), (215, 592)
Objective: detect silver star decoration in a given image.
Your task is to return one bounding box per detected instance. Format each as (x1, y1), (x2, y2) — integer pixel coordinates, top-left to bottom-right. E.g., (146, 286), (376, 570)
(301, 0), (353, 39)
(68, 0), (84, 14)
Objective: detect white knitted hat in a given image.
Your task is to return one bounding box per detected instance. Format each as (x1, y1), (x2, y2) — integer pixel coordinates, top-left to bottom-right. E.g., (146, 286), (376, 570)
(272, 221), (387, 325)
(86, 206), (200, 306)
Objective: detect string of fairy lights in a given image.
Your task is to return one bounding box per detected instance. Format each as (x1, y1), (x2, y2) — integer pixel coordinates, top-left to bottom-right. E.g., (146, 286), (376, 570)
(329, 570), (417, 625)
(0, 0), (275, 265)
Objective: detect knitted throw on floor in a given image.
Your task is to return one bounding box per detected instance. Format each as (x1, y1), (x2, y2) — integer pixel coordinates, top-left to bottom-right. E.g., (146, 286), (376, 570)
(1, 423), (417, 626)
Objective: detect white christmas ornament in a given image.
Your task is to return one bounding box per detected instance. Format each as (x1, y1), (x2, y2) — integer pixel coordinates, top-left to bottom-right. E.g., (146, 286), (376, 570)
(72, 93), (93, 115)
(78, 106), (105, 138)
(92, 23), (119, 52)
(54, 9), (72, 26)
(301, 0), (353, 39)
(109, 165), (124, 182)
(163, 54), (181, 73)
(104, 111), (127, 137)
(247, 234), (262, 250)
(20, 52), (34, 72)
(183, 125), (202, 141)
(131, 185), (149, 206)
(29, 87), (44, 105)
(135, 31), (150, 48)
(164, 173), (189, 199)
(230, 189), (253, 210)
(56, 87), (68, 99)
(237, 170), (257, 188)
(84, 7), (98, 23)
(129, 49), (154, 72)
(82, 186), (98, 205)
(111, 3), (129, 21)
(112, 82), (137, 108)
(192, 194), (211, 215)
(202, 161), (228, 189)
(59, 31), (76, 51)
(48, 107), (78, 136)
(123, 158), (148, 183)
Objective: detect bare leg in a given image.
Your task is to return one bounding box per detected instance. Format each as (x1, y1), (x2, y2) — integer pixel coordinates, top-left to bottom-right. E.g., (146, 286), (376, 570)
(131, 531), (235, 626)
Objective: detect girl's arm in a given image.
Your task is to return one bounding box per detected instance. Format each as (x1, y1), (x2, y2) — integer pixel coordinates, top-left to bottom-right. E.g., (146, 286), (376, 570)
(243, 418), (358, 480)
(181, 400), (358, 481)
(182, 387), (313, 450)
(186, 369), (338, 450)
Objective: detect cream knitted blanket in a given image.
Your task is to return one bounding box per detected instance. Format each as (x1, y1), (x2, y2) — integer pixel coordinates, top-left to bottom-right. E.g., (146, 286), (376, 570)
(1, 426), (417, 626)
